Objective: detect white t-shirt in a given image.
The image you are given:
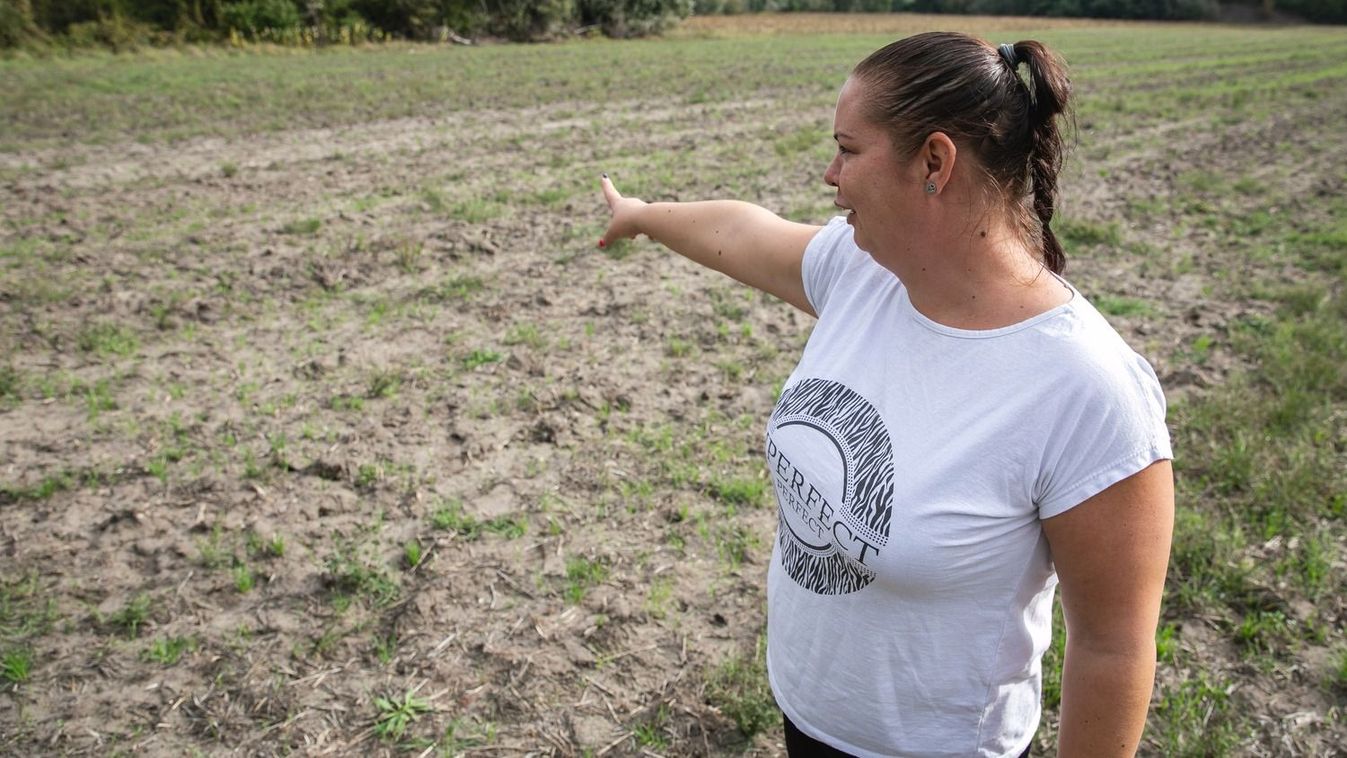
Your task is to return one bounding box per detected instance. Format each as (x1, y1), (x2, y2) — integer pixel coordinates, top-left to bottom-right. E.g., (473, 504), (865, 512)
(765, 217), (1173, 757)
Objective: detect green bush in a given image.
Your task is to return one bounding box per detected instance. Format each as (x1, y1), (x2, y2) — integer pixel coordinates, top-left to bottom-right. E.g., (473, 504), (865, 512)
(0, 0), (44, 49)
(221, 0), (301, 36)
(64, 16), (158, 51)
(578, 0), (691, 38)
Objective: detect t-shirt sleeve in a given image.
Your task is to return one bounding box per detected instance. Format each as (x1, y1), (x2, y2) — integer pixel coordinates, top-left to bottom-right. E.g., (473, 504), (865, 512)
(801, 216), (857, 316)
(1034, 349), (1174, 519)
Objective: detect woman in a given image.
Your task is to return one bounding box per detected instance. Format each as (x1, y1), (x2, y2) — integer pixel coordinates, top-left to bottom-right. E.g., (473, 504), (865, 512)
(599, 32), (1173, 758)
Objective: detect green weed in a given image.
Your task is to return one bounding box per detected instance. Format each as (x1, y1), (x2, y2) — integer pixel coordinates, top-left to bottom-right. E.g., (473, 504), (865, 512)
(109, 593), (152, 638)
(1057, 217), (1122, 248)
(710, 476), (766, 508)
(705, 634), (776, 741)
(462, 348), (502, 370)
(1152, 673), (1245, 756)
(1093, 294), (1156, 317)
(325, 544), (399, 607)
(233, 563), (255, 593)
(374, 690), (431, 741)
(77, 323), (138, 357)
(144, 636), (195, 665)
(403, 539), (423, 569)
(1, 648), (32, 684)
(564, 555), (609, 605)
(281, 217), (322, 235)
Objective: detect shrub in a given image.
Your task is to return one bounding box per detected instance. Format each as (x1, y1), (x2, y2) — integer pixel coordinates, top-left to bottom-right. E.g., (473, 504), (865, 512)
(578, 0), (692, 38)
(220, 0), (302, 37)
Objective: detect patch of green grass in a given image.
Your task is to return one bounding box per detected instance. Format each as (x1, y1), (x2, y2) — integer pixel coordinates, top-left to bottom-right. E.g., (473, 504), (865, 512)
(0, 364), (20, 405)
(450, 199), (503, 223)
(773, 126), (827, 157)
(0, 471), (75, 503)
(325, 543), (399, 607)
(431, 499), (480, 537)
(233, 563), (255, 593)
(1093, 294), (1156, 318)
(710, 476), (766, 508)
(403, 539), (423, 569)
(483, 514), (527, 539)
(280, 217), (322, 235)
(1, 648), (33, 684)
(503, 322), (546, 350)
(632, 704), (670, 749)
(423, 274), (485, 301)
(76, 323), (138, 357)
(1056, 217), (1122, 248)
(462, 348), (502, 370)
(109, 593), (152, 638)
(599, 237), (633, 260)
(366, 369), (402, 399)
(1151, 673), (1246, 756)
(705, 634), (777, 741)
(143, 635), (195, 665)
(564, 555), (610, 605)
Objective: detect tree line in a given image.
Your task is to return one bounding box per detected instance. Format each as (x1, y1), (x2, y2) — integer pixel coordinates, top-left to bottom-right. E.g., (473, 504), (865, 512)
(1, 0), (1341, 50)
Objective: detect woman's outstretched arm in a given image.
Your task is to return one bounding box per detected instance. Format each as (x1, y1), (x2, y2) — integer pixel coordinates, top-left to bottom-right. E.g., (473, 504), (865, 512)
(599, 175), (821, 316)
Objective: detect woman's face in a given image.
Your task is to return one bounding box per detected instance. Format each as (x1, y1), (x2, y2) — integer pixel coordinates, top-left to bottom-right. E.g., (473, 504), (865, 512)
(823, 78), (922, 255)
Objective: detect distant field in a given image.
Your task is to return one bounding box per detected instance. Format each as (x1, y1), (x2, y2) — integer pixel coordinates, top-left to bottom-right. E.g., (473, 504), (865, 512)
(1, 13), (1345, 756)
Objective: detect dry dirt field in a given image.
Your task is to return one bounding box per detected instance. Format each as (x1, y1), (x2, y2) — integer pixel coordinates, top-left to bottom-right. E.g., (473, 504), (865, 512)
(2, 13), (1347, 757)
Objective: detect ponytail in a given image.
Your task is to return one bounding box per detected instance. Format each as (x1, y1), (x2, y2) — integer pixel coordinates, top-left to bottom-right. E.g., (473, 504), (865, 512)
(1007, 41), (1073, 275)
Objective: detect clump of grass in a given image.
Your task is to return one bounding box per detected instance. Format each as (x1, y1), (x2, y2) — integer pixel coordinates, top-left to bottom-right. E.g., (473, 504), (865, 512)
(1152, 673), (1245, 755)
(599, 237), (634, 260)
(324, 545), (399, 607)
(281, 217), (322, 235)
(2, 649), (33, 684)
(1057, 217), (1122, 248)
(374, 690), (431, 741)
(431, 499), (480, 537)
(705, 635), (777, 740)
(710, 476), (766, 508)
(1093, 294), (1156, 318)
(0, 364), (20, 404)
(109, 593), (152, 638)
(422, 274), (485, 302)
(462, 348), (502, 370)
(143, 636), (195, 665)
(403, 539), (423, 569)
(450, 199), (502, 223)
(76, 323), (138, 357)
(233, 563), (255, 593)
(564, 555), (609, 605)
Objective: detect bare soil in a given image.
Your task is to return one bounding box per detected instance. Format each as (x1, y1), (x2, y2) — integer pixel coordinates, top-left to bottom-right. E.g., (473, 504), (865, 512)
(2, 28), (1346, 758)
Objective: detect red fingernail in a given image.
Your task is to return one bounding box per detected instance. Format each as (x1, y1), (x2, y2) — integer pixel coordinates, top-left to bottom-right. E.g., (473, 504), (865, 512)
(597, 239), (606, 248)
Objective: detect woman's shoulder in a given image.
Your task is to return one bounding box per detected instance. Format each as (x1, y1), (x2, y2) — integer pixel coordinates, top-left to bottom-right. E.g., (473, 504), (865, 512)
(1031, 293), (1167, 405)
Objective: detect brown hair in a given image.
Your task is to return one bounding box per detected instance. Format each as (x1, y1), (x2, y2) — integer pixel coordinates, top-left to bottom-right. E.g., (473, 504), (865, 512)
(852, 32), (1074, 274)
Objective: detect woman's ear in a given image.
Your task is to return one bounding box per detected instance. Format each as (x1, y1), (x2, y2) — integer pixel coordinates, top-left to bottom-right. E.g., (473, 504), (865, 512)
(920, 132), (958, 193)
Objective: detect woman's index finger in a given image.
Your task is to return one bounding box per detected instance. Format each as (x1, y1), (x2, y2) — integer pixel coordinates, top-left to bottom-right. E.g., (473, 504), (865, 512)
(600, 174), (622, 208)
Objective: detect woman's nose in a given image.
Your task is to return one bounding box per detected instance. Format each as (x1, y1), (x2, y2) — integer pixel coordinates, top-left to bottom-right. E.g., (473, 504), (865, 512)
(824, 154), (840, 187)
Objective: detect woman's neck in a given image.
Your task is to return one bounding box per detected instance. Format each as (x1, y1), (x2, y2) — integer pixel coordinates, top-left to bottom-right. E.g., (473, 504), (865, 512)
(875, 220), (1071, 331)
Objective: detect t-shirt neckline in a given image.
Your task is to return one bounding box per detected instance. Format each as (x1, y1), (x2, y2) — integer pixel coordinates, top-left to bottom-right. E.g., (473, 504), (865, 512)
(898, 276), (1078, 340)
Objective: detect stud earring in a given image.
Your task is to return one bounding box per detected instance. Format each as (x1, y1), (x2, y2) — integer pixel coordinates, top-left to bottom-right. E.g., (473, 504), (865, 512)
(924, 182), (937, 195)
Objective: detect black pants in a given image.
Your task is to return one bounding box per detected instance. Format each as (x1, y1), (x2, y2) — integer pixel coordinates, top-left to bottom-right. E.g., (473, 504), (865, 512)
(783, 713), (1031, 757)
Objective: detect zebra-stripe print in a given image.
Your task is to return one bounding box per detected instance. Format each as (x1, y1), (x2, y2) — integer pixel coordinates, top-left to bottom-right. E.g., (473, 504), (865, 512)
(770, 378), (896, 595)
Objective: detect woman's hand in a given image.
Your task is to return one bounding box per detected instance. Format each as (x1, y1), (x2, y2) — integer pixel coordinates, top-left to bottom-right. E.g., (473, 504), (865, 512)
(598, 174), (648, 248)
(591, 175), (818, 315)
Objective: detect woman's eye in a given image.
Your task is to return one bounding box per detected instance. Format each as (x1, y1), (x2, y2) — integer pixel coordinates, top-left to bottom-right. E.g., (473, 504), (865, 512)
(836, 144), (850, 155)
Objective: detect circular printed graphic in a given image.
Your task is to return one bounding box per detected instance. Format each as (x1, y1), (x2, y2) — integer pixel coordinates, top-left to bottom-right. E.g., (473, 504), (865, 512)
(767, 378), (895, 595)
